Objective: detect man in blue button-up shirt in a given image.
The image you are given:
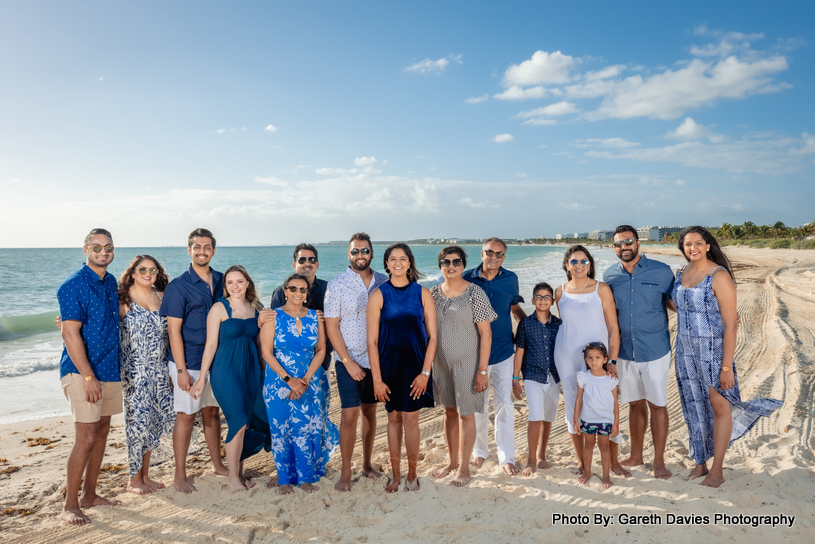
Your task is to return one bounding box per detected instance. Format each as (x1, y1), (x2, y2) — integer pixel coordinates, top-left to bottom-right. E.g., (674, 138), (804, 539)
(57, 228), (123, 526)
(463, 237), (526, 475)
(604, 225), (675, 479)
(160, 228), (227, 493)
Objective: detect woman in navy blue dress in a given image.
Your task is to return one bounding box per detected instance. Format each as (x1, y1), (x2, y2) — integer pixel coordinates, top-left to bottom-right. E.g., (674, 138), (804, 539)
(191, 265), (270, 493)
(367, 243), (437, 492)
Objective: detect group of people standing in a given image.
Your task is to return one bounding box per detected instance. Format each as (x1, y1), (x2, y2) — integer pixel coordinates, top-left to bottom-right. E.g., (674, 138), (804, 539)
(56, 225), (781, 527)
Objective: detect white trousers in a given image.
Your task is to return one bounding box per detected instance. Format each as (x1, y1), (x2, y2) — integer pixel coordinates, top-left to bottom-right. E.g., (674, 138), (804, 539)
(473, 356), (515, 466)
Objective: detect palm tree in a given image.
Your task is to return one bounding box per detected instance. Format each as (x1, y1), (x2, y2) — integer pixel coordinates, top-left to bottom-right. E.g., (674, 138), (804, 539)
(757, 225), (770, 238)
(771, 221), (788, 239)
(732, 225), (745, 239)
(717, 222), (733, 239)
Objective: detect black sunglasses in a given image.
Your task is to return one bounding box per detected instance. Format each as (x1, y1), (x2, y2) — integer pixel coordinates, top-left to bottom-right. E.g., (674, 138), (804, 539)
(484, 249), (506, 259)
(286, 286), (308, 294)
(137, 266), (159, 276)
(297, 256), (317, 264)
(88, 244), (114, 254)
(349, 248), (371, 256)
(613, 238), (637, 248)
(439, 258), (464, 268)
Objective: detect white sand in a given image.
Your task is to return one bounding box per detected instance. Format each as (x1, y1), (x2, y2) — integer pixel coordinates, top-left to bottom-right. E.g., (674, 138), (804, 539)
(1, 246), (813, 543)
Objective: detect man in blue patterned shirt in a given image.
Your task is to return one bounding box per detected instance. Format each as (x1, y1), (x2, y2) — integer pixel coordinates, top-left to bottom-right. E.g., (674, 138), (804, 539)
(57, 228), (122, 526)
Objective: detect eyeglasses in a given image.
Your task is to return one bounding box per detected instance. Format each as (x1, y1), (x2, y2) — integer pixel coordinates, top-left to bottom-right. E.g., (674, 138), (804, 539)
(613, 238), (637, 248)
(569, 259), (590, 266)
(297, 256), (317, 264)
(88, 244), (114, 254)
(483, 249), (506, 259)
(439, 258), (464, 268)
(137, 266), (159, 276)
(349, 248), (371, 256)
(532, 295), (553, 302)
(286, 286), (308, 294)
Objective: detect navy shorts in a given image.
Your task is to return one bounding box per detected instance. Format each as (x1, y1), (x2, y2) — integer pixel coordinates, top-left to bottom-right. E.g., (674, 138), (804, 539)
(580, 419), (612, 436)
(335, 360), (378, 409)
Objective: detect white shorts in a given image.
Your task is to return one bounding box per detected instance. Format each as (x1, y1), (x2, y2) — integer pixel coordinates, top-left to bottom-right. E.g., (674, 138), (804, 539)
(169, 361), (220, 415)
(617, 353), (671, 407)
(524, 374), (559, 422)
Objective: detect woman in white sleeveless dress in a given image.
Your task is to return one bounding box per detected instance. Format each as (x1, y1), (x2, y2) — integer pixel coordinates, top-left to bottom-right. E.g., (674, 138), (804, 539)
(554, 245), (630, 478)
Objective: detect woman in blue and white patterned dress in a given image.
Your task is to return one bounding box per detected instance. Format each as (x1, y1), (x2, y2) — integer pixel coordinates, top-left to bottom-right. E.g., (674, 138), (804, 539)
(118, 255), (175, 495)
(259, 273), (338, 495)
(673, 227), (782, 488)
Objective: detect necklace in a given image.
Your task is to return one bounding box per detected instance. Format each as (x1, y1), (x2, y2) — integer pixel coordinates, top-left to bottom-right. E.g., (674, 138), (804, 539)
(570, 276), (590, 292)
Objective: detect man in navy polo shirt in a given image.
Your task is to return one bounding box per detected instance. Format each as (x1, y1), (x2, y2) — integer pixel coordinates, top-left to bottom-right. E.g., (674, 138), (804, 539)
(160, 228), (227, 493)
(604, 225), (675, 479)
(58, 228), (123, 526)
(463, 237), (526, 475)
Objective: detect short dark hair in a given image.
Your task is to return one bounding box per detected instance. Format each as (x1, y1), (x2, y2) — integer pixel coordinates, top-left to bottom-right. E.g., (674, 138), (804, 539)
(293, 243), (318, 261)
(84, 228), (112, 246)
(283, 273), (310, 290)
(614, 225), (638, 240)
(438, 245), (467, 269)
(188, 228), (216, 248)
(482, 237), (507, 251)
(349, 232), (372, 250)
(532, 281), (554, 297)
(383, 243), (422, 282)
(562, 244), (595, 281)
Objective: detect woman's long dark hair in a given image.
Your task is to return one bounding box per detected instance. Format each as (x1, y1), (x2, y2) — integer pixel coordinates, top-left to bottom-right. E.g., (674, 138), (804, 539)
(383, 243), (422, 283)
(222, 265), (264, 311)
(677, 226), (734, 280)
(118, 255), (169, 305)
(562, 244), (595, 281)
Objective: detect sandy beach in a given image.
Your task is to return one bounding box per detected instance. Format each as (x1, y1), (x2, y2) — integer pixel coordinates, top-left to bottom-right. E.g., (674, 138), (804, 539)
(1, 246), (813, 543)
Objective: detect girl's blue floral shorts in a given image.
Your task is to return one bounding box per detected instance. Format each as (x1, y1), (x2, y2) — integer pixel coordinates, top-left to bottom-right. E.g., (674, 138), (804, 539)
(580, 419), (611, 436)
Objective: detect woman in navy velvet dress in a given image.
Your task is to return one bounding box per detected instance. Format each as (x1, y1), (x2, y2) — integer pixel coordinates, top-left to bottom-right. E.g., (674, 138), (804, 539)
(367, 243), (437, 493)
(191, 265), (270, 493)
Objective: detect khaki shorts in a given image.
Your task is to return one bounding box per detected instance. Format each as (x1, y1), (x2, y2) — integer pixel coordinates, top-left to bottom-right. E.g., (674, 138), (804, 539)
(61, 373), (123, 423)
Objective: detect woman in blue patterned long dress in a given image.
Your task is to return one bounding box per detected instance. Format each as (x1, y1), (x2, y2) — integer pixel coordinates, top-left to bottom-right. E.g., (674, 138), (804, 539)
(192, 265), (270, 493)
(259, 273), (338, 495)
(368, 243), (437, 493)
(117, 255), (175, 495)
(673, 227), (782, 488)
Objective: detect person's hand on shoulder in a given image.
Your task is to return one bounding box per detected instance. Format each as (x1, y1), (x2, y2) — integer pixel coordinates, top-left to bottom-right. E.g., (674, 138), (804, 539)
(258, 309), (276, 328)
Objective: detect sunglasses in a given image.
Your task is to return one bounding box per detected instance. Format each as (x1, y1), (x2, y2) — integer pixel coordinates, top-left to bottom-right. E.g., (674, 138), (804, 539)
(89, 244), (114, 254)
(483, 249), (506, 259)
(569, 259), (590, 266)
(439, 258), (464, 268)
(286, 286), (308, 294)
(613, 238), (637, 248)
(532, 295), (553, 302)
(137, 266), (159, 276)
(349, 248), (371, 256)
(297, 256), (317, 264)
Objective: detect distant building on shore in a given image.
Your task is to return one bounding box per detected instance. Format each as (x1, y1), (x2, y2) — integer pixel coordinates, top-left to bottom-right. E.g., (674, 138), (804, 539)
(555, 232), (588, 240)
(637, 226), (685, 242)
(588, 230), (614, 241)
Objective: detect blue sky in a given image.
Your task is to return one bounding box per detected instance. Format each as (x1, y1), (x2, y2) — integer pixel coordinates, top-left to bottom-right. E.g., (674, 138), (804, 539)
(1, 1), (813, 247)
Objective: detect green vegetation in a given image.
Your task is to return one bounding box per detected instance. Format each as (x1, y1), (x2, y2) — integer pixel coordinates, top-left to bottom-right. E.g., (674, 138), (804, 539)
(660, 220), (815, 250)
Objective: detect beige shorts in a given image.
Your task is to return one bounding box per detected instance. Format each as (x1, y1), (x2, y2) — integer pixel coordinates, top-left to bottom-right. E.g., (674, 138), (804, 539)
(61, 373), (123, 423)
(169, 361), (219, 415)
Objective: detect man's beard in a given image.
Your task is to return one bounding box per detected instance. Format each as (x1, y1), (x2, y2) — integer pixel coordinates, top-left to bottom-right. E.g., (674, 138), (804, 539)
(350, 259), (371, 272)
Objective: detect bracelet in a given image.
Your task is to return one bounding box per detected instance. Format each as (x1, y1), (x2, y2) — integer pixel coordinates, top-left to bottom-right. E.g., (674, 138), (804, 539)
(512, 376), (521, 381)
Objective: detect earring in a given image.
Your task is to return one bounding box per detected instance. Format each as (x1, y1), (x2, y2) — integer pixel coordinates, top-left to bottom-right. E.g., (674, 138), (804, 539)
(406, 268), (411, 276)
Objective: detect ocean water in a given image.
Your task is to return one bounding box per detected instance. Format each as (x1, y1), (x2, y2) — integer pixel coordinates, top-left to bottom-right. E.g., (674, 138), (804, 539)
(0, 245), (685, 424)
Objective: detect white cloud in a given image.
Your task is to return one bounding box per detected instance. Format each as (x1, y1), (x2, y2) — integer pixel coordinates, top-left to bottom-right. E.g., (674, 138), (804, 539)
(790, 132), (815, 155)
(584, 65), (626, 81)
(491, 134), (514, 143)
(264, 125), (278, 132)
(212, 129), (226, 134)
(96, 76), (103, 82)
(635, 176), (687, 186)
(459, 197), (501, 208)
(493, 85), (546, 100)
(519, 102), (579, 118)
(523, 118), (557, 126)
(557, 202), (598, 210)
(254, 176), (288, 187)
(666, 117), (725, 142)
(465, 94), (489, 104)
(316, 167), (359, 175)
(517, 172), (527, 179)
(405, 54), (461, 75)
(503, 50), (578, 86)
(575, 138), (641, 149)
(354, 156), (377, 166)
(690, 26), (764, 58)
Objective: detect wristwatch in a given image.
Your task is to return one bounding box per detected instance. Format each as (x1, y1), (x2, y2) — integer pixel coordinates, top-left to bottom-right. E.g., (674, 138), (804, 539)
(283, 375), (291, 383)
(177, 368), (185, 374)
(84, 375), (93, 382)
(478, 370), (488, 376)
(342, 357), (349, 365)
(609, 359), (617, 366)
(421, 370), (430, 377)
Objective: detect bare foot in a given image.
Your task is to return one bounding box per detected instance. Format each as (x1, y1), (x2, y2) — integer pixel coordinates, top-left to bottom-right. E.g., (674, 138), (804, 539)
(229, 479), (249, 493)
(126, 482), (154, 495)
(173, 476), (197, 494)
(537, 459), (552, 469)
(654, 464), (672, 479)
(610, 464), (632, 478)
(502, 463), (519, 476)
(470, 456), (485, 468)
(300, 482), (319, 493)
(603, 475), (614, 489)
(404, 475), (420, 492)
(450, 475), (472, 487)
(699, 474), (725, 488)
(570, 464), (585, 475)
(577, 471), (591, 484)
(278, 484), (294, 495)
(212, 464), (229, 477)
(521, 464), (536, 477)
(619, 455), (644, 467)
(79, 495), (122, 508)
(362, 466), (383, 480)
(59, 507), (91, 526)
(385, 475), (401, 493)
(686, 464), (708, 481)
(432, 463), (457, 479)
(266, 475), (278, 489)
(143, 476), (165, 491)
(334, 478), (352, 492)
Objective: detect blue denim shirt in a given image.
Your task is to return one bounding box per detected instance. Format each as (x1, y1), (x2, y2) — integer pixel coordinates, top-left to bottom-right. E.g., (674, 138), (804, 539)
(462, 265), (524, 365)
(58, 264), (121, 381)
(515, 313), (561, 384)
(159, 265), (224, 370)
(603, 254), (675, 362)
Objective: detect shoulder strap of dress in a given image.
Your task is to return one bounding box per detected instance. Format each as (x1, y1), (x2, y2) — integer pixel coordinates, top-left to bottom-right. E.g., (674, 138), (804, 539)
(593, 280), (600, 293)
(707, 266), (726, 276)
(222, 298), (232, 318)
(154, 287), (163, 301)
